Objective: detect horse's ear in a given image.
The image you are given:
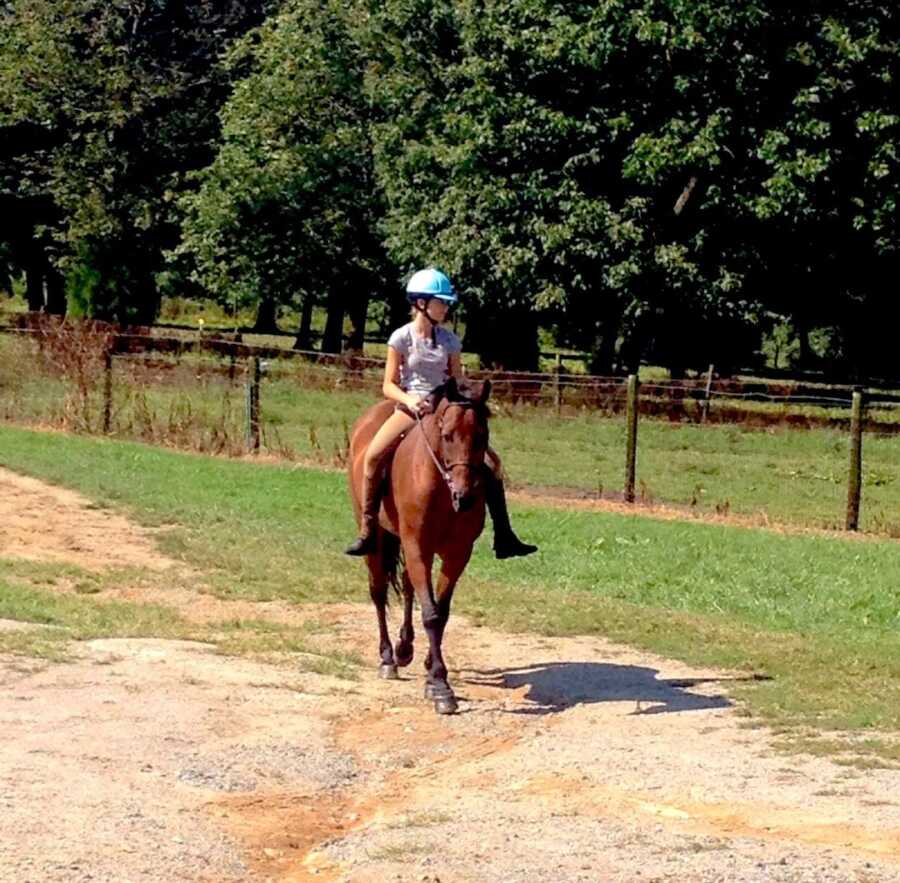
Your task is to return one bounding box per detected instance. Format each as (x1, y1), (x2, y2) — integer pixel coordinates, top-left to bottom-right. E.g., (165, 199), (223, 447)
(479, 379), (492, 404)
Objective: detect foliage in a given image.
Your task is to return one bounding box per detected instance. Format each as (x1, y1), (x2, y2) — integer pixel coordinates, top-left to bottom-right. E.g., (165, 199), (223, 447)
(366, 0), (898, 373)
(0, 0), (897, 375)
(0, 0), (273, 322)
(175, 0), (392, 346)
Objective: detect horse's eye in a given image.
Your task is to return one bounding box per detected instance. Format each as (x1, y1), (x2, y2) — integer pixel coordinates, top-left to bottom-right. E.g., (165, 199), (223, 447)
(442, 433), (452, 443)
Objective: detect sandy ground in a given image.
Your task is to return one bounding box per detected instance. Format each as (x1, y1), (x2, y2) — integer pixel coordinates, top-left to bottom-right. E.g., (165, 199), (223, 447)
(1, 465), (899, 883)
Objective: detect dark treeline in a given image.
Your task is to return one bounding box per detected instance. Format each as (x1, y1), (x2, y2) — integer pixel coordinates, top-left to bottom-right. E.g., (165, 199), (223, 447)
(1, 1), (897, 378)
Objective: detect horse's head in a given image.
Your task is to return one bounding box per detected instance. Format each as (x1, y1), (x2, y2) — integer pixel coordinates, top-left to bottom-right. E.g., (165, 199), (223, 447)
(435, 379), (492, 513)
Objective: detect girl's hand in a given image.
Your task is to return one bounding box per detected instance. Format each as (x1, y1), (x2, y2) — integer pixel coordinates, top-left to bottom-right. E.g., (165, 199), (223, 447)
(412, 396), (433, 416)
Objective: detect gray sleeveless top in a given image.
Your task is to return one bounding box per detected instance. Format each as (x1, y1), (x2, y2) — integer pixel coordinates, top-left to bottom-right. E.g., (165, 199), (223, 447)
(387, 322), (462, 396)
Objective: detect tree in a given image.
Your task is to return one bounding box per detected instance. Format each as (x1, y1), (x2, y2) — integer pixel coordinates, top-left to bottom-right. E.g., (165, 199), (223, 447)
(176, 0), (392, 352)
(0, 0), (273, 323)
(368, 0), (899, 377)
(366, 1), (760, 370)
(742, 3), (899, 377)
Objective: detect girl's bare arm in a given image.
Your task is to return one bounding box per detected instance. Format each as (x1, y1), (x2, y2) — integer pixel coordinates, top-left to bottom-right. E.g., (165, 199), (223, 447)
(382, 347), (420, 408)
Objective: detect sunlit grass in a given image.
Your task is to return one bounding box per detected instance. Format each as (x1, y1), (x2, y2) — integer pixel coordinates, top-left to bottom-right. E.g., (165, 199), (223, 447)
(4, 331), (900, 533)
(1, 424), (898, 751)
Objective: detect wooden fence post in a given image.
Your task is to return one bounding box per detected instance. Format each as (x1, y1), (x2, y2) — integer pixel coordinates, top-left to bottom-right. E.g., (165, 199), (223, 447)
(845, 388), (864, 531)
(102, 350), (112, 434)
(700, 363), (714, 422)
(554, 353), (562, 415)
(246, 356), (261, 453)
(625, 374), (639, 503)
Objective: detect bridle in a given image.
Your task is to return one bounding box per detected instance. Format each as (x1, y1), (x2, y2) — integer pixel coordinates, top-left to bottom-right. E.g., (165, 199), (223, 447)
(414, 404), (484, 502)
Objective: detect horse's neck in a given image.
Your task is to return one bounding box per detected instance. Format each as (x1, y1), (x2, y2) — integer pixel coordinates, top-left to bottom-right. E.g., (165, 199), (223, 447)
(395, 416), (442, 482)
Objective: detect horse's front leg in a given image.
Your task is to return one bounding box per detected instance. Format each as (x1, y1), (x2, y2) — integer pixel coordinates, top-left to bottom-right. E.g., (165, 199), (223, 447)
(394, 569), (415, 667)
(403, 545), (456, 713)
(423, 549), (473, 715)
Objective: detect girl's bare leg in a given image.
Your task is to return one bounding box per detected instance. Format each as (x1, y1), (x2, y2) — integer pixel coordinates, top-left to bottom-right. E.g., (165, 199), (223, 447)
(346, 410), (415, 556)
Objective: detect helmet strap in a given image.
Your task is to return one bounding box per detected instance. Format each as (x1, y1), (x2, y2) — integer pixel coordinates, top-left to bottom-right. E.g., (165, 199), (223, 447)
(413, 301), (440, 346)
(417, 305), (439, 324)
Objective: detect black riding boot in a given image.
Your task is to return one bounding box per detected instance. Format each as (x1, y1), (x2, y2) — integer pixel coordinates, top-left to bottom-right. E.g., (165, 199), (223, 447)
(484, 468), (537, 559)
(345, 469), (385, 556)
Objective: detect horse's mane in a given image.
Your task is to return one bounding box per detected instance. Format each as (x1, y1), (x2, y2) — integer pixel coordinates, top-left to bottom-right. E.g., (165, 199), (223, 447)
(430, 379), (492, 419)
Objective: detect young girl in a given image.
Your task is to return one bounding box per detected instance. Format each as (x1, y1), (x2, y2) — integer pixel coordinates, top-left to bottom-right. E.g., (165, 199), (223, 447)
(345, 267), (537, 560)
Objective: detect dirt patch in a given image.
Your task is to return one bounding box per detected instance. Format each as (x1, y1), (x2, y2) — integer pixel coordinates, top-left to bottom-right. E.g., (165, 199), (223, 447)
(0, 466), (178, 572)
(0, 617), (48, 633)
(2, 469), (900, 883)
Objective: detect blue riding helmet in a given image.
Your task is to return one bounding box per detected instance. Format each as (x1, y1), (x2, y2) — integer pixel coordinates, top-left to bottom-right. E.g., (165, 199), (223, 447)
(406, 268), (458, 305)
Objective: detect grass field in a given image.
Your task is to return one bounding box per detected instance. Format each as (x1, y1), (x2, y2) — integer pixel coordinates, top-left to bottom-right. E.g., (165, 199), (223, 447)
(3, 330), (900, 535)
(262, 369), (900, 535)
(1, 424), (899, 763)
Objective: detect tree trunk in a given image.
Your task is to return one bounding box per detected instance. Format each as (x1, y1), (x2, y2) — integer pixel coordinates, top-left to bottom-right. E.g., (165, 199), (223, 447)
(588, 299), (624, 375)
(44, 266), (66, 315)
(389, 291), (410, 331)
(25, 255), (44, 312)
(796, 316), (811, 368)
(126, 278), (160, 327)
(321, 288), (345, 354)
(588, 331), (618, 376)
(616, 324), (644, 375)
(294, 296), (315, 350)
(252, 295), (279, 334)
(346, 287), (370, 352)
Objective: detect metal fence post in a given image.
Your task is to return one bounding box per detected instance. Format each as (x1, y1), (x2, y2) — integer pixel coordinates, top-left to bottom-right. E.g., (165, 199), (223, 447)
(845, 388), (864, 531)
(625, 374), (639, 503)
(246, 356), (261, 452)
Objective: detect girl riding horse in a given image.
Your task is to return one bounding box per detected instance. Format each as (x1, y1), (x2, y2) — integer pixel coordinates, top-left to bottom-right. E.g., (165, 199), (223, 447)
(345, 268), (536, 560)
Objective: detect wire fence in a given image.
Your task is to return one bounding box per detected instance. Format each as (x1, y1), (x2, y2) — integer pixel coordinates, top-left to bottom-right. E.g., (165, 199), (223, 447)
(2, 319), (899, 535)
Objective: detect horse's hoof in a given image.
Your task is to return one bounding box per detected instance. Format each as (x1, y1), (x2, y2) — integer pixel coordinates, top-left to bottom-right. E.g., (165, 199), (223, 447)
(378, 663), (399, 680)
(394, 645), (414, 668)
(423, 682), (439, 699)
(434, 694), (458, 715)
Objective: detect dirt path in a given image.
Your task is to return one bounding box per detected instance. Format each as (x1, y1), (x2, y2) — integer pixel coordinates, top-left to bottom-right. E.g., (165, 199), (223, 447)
(1, 467), (899, 883)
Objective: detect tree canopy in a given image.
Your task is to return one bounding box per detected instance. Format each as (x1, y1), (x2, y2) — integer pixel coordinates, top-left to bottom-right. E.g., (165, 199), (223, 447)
(1, 0), (897, 377)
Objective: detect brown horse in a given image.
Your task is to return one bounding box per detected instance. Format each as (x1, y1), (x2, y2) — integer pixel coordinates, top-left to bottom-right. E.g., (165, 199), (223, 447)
(347, 378), (492, 714)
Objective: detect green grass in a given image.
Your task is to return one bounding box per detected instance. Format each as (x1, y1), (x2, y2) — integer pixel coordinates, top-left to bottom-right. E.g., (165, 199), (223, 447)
(259, 374), (900, 534)
(0, 424), (899, 755)
(0, 556), (364, 677)
(4, 332), (900, 534)
(0, 567), (196, 659)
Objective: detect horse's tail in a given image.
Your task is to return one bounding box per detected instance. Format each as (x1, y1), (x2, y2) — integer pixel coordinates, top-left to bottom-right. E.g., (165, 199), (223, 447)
(382, 531), (404, 601)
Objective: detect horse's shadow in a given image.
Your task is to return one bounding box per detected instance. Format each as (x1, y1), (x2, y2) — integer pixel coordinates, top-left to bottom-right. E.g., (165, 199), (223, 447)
(459, 661), (759, 716)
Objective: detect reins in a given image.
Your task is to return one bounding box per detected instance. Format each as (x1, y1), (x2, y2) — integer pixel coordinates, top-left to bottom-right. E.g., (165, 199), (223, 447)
(414, 409), (453, 488)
